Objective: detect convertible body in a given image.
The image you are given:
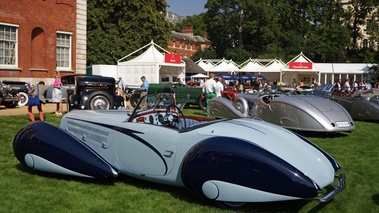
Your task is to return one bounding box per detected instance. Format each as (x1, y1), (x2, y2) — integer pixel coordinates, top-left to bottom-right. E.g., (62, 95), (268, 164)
(13, 91), (345, 207)
(208, 91), (355, 132)
(327, 88), (379, 121)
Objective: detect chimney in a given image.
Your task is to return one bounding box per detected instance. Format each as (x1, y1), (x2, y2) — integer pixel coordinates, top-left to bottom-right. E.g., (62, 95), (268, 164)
(203, 32), (208, 39)
(182, 26), (194, 38)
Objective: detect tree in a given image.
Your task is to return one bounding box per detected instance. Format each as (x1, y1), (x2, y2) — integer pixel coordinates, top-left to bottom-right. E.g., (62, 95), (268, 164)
(87, 0), (170, 65)
(190, 48), (217, 62)
(170, 13), (208, 37)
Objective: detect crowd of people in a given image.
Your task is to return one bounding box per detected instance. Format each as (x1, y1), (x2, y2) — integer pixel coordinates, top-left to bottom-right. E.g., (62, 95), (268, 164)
(333, 78), (379, 96)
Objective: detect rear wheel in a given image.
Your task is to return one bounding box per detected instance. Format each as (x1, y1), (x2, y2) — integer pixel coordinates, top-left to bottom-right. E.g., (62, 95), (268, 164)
(216, 201), (251, 210)
(4, 101), (18, 108)
(85, 91), (114, 110)
(18, 92), (29, 106)
(197, 94), (206, 110)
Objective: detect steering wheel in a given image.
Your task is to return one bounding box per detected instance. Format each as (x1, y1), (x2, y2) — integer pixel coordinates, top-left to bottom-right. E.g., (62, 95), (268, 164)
(163, 104), (186, 129)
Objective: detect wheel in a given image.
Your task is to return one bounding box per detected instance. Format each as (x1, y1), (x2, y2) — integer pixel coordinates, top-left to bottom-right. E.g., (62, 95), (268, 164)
(4, 101), (18, 108)
(85, 91), (114, 110)
(197, 94), (206, 110)
(18, 92), (29, 106)
(130, 93), (140, 107)
(216, 201), (251, 210)
(163, 104), (186, 128)
(232, 97), (249, 117)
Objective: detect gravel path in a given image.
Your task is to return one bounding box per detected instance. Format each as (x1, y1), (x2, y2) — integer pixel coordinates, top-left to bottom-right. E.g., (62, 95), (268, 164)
(0, 103), (62, 116)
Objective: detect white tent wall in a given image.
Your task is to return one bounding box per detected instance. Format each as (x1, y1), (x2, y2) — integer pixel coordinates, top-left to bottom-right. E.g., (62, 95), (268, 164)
(116, 41), (185, 88)
(117, 64), (185, 88)
(92, 65), (118, 79)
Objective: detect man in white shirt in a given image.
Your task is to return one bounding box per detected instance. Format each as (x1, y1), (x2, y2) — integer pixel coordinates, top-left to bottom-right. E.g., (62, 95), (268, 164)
(202, 73), (217, 112)
(215, 77), (224, 98)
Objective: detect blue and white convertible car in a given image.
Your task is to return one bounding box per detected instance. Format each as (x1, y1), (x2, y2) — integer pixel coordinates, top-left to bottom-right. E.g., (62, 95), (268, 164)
(13, 91), (346, 209)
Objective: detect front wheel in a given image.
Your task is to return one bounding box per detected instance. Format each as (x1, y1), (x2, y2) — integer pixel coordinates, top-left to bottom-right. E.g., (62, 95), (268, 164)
(85, 91), (114, 110)
(18, 92), (29, 106)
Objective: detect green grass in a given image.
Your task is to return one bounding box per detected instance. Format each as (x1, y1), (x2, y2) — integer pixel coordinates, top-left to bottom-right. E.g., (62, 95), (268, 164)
(1, 109), (379, 213)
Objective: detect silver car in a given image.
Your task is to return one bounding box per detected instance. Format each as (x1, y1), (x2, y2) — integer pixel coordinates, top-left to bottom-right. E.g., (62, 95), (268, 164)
(208, 90), (355, 132)
(45, 75), (86, 102)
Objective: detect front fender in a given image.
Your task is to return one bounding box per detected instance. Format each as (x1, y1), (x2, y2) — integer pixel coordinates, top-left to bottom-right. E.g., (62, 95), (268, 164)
(13, 122), (117, 178)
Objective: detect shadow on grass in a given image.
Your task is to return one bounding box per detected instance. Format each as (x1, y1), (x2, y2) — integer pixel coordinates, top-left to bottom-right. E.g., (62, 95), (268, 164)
(15, 162), (334, 212)
(372, 194), (379, 206)
(293, 130), (351, 139)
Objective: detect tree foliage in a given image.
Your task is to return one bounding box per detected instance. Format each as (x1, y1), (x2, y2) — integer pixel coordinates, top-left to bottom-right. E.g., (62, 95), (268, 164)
(87, 0), (379, 65)
(87, 0), (170, 65)
(199, 0), (379, 63)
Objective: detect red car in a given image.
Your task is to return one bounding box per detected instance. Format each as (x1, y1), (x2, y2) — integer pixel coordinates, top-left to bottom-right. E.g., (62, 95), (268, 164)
(222, 89), (239, 101)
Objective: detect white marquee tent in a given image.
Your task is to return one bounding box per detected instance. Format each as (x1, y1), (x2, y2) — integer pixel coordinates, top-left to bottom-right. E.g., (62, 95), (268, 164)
(117, 40), (185, 87)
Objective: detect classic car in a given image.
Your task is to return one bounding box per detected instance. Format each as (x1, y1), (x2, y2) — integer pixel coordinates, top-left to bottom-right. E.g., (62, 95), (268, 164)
(0, 81), (20, 108)
(307, 84), (379, 121)
(13, 90), (346, 209)
(129, 83), (204, 109)
(207, 89), (355, 133)
(66, 75), (123, 111)
(327, 88), (379, 120)
(45, 74), (88, 102)
(1, 80), (31, 106)
(222, 89), (239, 101)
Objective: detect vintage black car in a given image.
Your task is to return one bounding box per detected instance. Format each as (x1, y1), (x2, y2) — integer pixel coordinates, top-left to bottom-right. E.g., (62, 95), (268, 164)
(1, 80), (31, 106)
(66, 75), (123, 111)
(0, 81), (20, 108)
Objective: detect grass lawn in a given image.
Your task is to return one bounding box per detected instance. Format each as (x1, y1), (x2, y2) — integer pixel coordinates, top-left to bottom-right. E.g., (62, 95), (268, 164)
(1, 108), (379, 213)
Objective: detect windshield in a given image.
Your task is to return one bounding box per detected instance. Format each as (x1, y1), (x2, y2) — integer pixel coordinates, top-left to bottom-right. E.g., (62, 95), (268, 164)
(135, 92), (176, 111)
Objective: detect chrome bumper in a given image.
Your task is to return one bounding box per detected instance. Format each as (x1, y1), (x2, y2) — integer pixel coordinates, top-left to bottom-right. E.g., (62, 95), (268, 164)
(318, 173), (346, 202)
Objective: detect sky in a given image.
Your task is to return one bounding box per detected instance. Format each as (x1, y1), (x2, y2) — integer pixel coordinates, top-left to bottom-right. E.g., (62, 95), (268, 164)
(166, 0), (207, 16)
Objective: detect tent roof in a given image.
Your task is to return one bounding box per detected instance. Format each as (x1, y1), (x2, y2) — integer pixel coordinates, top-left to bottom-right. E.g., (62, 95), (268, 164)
(208, 59), (240, 73)
(197, 59), (215, 70)
(239, 59), (264, 72)
(183, 57), (205, 74)
(313, 63), (372, 74)
(191, 73), (209, 78)
(259, 59), (285, 72)
(117, 40), (185, 67)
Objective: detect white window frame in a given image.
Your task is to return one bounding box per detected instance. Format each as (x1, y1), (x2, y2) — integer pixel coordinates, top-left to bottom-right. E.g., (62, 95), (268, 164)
(56, 31), (72, 71)
(0, 22), (19, 68)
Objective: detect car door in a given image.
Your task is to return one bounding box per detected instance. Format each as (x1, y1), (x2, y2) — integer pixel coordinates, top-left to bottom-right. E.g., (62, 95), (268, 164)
(115, 125), (179, 176)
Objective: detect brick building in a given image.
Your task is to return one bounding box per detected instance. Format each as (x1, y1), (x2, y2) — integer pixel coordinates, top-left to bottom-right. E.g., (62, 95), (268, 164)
(168, 26), (211, 58)
(0, 0), (86, 84)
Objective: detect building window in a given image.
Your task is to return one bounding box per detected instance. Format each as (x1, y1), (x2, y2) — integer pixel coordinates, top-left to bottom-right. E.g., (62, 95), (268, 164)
(0, 23), (18, 67)
(56, 31), (72, 70)
(363, 39), (369, 48)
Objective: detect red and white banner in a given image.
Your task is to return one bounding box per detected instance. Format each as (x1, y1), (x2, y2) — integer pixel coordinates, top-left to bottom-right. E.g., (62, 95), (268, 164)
(164, 53), (181, 64)
(289, 62), (313, 69)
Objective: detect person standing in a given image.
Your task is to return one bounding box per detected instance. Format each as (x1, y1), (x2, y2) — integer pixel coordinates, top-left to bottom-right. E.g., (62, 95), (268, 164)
(116, 76), (127, 107)
(215, 77), (224, 98)
(202, 73), (217, 113)
(52, 71), (63, 116)
(116, 76), (126, 97)
(140, 76), (149, 97)
(253, 78), (260, 93)
(28, 81), (47, 122)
